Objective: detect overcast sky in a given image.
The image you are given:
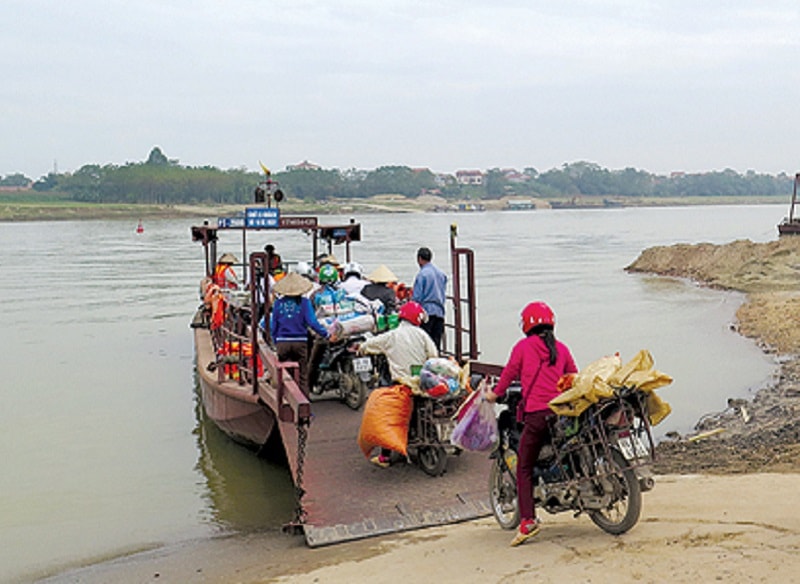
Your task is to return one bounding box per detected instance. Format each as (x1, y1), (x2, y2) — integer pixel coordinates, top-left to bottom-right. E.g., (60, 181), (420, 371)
(2, 1), (799, 180)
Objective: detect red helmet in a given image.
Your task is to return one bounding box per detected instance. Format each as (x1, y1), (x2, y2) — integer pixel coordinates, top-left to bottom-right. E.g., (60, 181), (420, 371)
(398, 301), (427, 326)
(520, 301), (555, 334)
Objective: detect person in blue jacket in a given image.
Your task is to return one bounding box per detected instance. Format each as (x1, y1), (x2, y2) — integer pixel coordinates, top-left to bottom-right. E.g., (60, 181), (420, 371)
(270, 272), (334, 397)
(412, 246), (447, 349)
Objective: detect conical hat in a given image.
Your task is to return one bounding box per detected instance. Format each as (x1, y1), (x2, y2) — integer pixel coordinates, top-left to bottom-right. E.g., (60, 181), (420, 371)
(317, 253), (340, 266)
(273, 272), (313, 296)
(218, 253), (238, 264)
(368, 264), (398, 283)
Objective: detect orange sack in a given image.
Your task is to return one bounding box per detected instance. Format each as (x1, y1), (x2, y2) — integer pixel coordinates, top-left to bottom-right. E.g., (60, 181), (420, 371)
(357, 385), (413, 458)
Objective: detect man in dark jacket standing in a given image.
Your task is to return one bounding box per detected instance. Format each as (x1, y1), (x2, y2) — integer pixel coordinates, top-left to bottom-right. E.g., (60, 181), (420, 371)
(412, 247), (447, 350)
(361, 264), (398, 314)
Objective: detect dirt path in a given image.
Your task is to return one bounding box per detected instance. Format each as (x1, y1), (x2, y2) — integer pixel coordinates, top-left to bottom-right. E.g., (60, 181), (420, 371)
(44, 474), (800, 584)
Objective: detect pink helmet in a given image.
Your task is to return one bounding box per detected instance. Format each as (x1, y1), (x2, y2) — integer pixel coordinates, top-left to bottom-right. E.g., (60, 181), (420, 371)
(520, 301), (555, 334)
(398, 301), (427, 326)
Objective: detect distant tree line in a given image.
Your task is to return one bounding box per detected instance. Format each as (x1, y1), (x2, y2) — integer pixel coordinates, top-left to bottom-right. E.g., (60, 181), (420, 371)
(4, 147), (792, 204)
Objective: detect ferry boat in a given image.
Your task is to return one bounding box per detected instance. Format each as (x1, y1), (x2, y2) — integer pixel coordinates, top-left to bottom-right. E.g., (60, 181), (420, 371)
(778, 173), (800, 236)
(189, 174), (491, 543)
(190, 205), (368, 444)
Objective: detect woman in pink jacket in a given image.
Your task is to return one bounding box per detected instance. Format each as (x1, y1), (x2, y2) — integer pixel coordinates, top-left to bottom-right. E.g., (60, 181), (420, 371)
(486, 301), (578, 547)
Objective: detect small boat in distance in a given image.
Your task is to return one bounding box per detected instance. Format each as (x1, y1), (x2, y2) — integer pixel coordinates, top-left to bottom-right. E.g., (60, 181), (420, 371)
(431, 202), (486, 213)
(549, 197), (625, 209)
(504, 199), (535, 211)
(777, 173), (800, 236)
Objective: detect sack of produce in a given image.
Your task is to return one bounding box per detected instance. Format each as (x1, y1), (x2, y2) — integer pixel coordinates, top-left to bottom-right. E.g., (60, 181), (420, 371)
(336, 314), (377, 336)
(358, 385), (413, 457)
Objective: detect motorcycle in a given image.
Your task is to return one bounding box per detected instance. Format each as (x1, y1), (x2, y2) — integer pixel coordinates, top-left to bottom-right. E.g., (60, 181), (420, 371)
(488, 382), (655, 535)
(406, 392), (464, 477)
(368, 352), (465, 476)
(311, 335), (373, 410)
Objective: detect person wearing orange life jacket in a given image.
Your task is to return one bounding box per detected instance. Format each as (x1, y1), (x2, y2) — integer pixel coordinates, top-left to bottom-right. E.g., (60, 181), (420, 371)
(485, 301), (578, 547)
(212, 253), (239, 290)
(264, 244), (286, 282)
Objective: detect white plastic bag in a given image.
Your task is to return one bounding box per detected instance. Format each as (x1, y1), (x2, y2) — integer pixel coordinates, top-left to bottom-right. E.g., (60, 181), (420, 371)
(450, 395), (499, 452)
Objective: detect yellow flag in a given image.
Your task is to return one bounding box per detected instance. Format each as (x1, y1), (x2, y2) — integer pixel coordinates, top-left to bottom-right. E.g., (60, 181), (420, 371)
(258, 161), (271, 176)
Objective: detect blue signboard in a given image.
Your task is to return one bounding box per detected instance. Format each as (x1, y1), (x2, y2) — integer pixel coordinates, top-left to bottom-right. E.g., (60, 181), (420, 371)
(245, 207), (280, 228)
(217, 216), (245, 228)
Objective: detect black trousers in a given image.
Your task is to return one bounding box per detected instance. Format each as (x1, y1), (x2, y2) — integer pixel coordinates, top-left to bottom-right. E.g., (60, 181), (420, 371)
(276, 340), (309, 397)
(421, 315), (444, 350)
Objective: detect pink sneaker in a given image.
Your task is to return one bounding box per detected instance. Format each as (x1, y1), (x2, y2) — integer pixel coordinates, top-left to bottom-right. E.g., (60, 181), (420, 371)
(370, 454), (391, 468)
(510, 518), (541, 547)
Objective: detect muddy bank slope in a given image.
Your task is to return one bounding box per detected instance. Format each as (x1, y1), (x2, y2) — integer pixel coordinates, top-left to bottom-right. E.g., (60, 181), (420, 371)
(626, 236), (800, 473)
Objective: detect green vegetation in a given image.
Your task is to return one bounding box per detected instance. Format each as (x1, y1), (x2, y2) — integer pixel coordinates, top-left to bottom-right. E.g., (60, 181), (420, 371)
(1, 148), (793, 218)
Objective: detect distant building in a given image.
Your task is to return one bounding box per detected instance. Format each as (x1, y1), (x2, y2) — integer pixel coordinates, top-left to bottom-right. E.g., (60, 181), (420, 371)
(501, 169), (529, 184)
(286, 160), (322, 171)
(434, 173), (456, 187)
(455, 170), (484, 186)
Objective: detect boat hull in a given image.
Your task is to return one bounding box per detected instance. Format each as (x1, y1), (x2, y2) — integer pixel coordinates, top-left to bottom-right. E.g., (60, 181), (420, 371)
(194, 326), (276, 450)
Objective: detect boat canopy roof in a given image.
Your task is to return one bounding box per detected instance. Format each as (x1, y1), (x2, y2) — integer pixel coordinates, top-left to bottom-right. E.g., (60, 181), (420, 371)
(191, 209), (362, 275)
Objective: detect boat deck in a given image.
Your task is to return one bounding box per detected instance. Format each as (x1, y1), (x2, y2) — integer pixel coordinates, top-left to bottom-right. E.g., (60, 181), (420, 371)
(276, 398), (493, 547)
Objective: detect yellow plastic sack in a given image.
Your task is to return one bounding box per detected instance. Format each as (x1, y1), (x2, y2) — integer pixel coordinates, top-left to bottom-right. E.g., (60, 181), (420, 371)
(607, 349), (673, 393)
(646, 392), (672, 426)
(548, 350), (673, 425)
(549, 354), (620, 416)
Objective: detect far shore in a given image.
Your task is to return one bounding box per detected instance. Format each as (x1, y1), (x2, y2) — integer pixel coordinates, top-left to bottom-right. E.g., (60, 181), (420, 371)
(0, 194), (788, 222)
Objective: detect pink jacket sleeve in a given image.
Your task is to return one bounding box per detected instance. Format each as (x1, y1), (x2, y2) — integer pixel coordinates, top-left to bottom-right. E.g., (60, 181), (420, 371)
(493, 342), (527, 398)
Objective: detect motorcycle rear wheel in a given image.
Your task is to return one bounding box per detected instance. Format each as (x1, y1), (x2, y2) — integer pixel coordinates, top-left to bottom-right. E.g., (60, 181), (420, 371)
(488, 456), (519, 530)
(589, 449), (642, 535)
(416, 426), (448, 477)
(340, 363), (367, 410)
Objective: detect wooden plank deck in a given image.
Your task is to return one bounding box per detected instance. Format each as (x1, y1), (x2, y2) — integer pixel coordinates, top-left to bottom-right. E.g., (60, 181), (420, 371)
(276, 397), (493, 547)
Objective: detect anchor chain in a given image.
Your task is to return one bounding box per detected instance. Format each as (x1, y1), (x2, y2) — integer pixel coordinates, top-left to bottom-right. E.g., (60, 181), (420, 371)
(292, 420), (309, 526)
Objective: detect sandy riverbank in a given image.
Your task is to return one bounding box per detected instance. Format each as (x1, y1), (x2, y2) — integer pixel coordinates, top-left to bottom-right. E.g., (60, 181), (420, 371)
(38, 235), (800, 582)
(41, 473), (800, 583)
(0, 193), (788, 222)
(627, 236), (800, 474)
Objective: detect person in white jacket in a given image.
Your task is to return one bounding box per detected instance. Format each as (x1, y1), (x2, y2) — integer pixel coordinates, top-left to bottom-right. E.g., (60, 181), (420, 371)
(356, 301), (438, 468)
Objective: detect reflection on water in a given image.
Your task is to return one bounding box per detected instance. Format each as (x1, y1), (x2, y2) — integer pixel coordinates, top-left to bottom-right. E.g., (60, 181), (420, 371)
(192, 371), (295, 532)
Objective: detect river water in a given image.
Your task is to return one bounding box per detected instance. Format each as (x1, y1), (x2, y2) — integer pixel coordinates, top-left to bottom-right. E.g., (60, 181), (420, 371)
(0, 205), (782, 582)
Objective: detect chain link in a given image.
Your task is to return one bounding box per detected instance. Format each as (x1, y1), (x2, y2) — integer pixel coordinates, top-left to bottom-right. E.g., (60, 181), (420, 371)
(293, 421), (309, 525)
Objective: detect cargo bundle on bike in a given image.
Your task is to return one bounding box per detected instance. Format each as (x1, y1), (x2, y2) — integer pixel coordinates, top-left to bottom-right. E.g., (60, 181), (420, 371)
(480, 350), (673, 535)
